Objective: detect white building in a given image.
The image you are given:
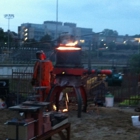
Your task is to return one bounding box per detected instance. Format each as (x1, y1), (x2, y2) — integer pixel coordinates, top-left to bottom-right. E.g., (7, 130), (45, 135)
(18, 21), (93, 48)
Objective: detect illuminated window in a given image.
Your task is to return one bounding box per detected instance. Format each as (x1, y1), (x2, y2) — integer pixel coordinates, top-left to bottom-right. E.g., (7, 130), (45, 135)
(24, 37), (28, 41)
(24, 33), (28, 36)
(24, 28), (28, 32)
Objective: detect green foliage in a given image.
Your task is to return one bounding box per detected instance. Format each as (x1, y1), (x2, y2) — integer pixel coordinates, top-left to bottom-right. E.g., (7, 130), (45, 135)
(129, 54), (140, 74)
(0, 29), (16, 49)
(40, 34), (52, 42)
(23, 39), (37, 47)
(0, 29), (4, 41)
(119, 95), (140, 106)
(108, 41), (116, 51)
(102, 29), (118, 36)
(133, 34), (140, 37)
(99, 40), (106, 48)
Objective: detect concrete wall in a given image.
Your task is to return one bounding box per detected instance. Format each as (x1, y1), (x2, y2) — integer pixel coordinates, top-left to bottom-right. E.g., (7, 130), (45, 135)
(0, 65), (33, 76)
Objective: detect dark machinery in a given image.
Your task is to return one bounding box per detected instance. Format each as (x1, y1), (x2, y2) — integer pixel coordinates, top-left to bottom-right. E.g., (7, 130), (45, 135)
(46, 42), (122, 117)
(5, 101), (70, 140)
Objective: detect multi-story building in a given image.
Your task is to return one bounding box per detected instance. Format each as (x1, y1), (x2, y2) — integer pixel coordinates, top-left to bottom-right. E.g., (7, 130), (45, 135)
(18, 21), (93, 48)
(75, 27), (93, 47)
(18, 23), (44, 42)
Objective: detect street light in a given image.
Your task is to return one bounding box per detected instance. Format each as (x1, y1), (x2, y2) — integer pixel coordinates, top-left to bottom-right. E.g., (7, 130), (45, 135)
(4, 14), (14, 54)
(56, 0), (58, 39)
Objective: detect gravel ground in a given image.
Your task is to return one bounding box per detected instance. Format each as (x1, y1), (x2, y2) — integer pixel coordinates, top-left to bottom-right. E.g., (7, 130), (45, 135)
(0, 106), (140, 140)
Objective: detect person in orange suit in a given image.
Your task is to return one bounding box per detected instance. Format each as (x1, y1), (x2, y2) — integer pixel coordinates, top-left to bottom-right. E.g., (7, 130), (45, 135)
(31, 50), (54, 101)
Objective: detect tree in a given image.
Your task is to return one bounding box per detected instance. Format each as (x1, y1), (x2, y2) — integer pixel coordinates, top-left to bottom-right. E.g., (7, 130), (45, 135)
(0, 29), (4, 41)
(102, 29), (118, 36)
(23, 39), (37, 47)
(133, 34), (140, 37)
(4, 32), (13, 42)
(40, 34), (54, 50)
(129, 54), (140, 74)
(108, 41), (116, 51)
(40, 34), (52, 42)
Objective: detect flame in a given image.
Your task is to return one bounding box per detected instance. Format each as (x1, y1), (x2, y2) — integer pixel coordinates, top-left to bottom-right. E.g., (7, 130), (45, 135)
(56, 41), (81, 50)
(65, 41), (78, 46)
(54, 93), (69, 113)
(56, 46), (81, 50)
(53, 104), (57, 111)
(62, 109), (68, 112)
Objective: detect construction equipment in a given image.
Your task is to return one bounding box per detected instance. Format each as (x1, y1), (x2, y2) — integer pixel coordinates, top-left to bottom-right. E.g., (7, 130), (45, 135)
(46, 42), (122, 117)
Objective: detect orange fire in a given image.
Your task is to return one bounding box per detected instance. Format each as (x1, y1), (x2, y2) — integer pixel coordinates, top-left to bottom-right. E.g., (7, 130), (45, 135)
(53, 104), (57, 111)
(56, 46), (81, 50)
(53, 93), (69, 113)
(62, 109), (68, 112)
(65, 41), (78, 46)
(56, 41), (81, 51)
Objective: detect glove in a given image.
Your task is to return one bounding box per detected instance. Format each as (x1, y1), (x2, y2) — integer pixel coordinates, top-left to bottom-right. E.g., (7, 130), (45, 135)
(31, 78), (36, 86)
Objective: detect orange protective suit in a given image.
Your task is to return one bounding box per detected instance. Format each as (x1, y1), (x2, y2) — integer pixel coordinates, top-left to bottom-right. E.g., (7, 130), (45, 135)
(32, 60), (54, 101)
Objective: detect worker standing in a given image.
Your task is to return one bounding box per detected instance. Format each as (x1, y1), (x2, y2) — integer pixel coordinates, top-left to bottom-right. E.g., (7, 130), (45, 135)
(31, 50), (54, 101)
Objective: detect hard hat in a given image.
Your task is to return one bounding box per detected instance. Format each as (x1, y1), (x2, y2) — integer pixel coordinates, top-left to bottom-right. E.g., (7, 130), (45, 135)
(36, 50), (46, 60)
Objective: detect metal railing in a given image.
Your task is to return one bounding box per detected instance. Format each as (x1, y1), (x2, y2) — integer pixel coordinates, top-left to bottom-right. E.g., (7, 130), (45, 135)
(0, 69), (139, 107)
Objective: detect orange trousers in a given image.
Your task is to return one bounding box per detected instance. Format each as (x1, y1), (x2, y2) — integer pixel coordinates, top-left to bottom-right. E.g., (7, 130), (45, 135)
(37, 81), (51, 102)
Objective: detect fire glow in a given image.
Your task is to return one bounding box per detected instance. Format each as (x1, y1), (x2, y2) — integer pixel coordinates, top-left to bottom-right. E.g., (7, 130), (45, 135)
(53, 93), (69, 113)
(53, 104), (57, 111)
(56, 41), (81, 51)
(65, 41), (78, 46)
(56, 46), (81, 51)
(62, 109), (68, 112)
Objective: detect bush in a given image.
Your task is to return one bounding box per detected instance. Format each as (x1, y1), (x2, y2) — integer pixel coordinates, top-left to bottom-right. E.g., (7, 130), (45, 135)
(119, 95), (140, 106)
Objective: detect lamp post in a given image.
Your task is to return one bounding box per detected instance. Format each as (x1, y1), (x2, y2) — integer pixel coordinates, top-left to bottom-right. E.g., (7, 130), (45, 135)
(56, 0), (58, 39)
(4, 14), (14, 54)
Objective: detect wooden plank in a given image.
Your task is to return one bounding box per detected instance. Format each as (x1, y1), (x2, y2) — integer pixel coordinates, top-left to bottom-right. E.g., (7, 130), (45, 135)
(36, 123), (71, 140)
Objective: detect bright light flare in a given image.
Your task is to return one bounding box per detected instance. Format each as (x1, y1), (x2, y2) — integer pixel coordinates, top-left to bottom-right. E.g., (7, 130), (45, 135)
(56, 41), (81, 50)
(24, 37), (28, 41)
(53, 104), (57, 111)
(56, 46), (81, 50)
(24, 28), (28, 32)
(65, 41), (78, 46)
(62, 109), (68, 112)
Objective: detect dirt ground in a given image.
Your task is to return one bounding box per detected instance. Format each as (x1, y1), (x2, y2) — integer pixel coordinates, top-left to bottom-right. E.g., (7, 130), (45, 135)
(0, 106), (140, 140)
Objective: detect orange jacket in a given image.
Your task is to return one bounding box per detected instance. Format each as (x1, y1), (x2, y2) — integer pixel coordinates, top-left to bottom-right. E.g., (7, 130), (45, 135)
(33, 60), (53, 86)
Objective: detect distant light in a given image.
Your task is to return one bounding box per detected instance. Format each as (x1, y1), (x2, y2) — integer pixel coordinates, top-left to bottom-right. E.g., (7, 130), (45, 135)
(101, 39), (104, 41)
(134, 38), (140, 43)
(24, 28), (28, 32)
(24, 33), (28, 36)
(104, 44), (106, 46)
(24, 37), (28, 41)
(80, 40), (85, 43)
(123, 41), (126, 44)
(106, 46), (108, 49)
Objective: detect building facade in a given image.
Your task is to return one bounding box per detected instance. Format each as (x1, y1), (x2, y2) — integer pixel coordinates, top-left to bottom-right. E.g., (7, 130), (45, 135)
(18, 21), (93, 48)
